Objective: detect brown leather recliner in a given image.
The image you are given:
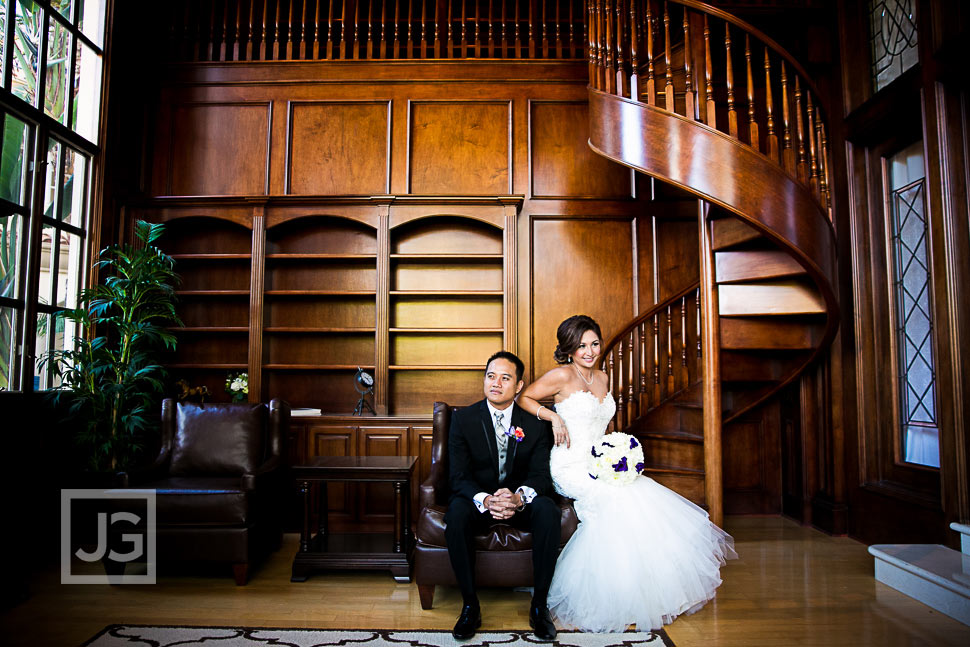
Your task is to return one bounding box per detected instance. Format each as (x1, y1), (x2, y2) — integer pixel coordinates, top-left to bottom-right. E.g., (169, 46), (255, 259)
(120, 398), (290, 585)
(413, 401), (579, 609)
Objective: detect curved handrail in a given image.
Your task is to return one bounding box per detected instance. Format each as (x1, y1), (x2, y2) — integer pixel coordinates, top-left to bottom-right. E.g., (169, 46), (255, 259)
(603, 282), (699, 352)
(588, 0), (833, 218)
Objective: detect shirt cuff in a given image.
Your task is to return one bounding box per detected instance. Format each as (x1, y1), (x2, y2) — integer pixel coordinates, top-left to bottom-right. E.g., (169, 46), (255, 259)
(473, 492), (490, 513)
(516, 486), (537, 504)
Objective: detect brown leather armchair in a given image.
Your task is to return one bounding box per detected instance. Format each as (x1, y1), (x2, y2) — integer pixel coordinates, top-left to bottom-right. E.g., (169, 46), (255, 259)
(120, 398), (290, 585)
(413, 401), (579, 609)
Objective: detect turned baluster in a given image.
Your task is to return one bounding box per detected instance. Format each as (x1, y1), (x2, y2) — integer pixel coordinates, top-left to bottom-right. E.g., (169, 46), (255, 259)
(703, 15), (715, 127)
(725, 23), (737, 137)
(745, 34), (758, 150)
(815, 105), (828, 205)
(645, 0), (655, 105)
(616, 341), (627, 427)
(237, 0), (251, 61)
(666, 305), (674, 398)
(595, 0), (605, 88)
(663, 2), (673, 111)
(223, 0), (236, 61)
(603, 0), (616, 94)
(501, 0), (508, 57)
(629, 0), (640, 99)
(780, 62), (795, 173)
(207, 0), (220, 61)
(765, 48), (778, 161)
(683, 5), (695, 119)
(680, 296), (688, 390)
(263, 0), (276, 60)
(310, 0), (321, 59)
(696, 287), (702, 359)
(806, 94), (819, 195)
(628, 331), (637, 422)
(639, 321), (648, 411)
(652, 312), (661, 408)
(287, 0), (300, 60)
(821, 123), (832, 212)
(555, 0), (563, 58)
(615, 0), (629, 97)
(607, 349), (618, 427)
(278, 0), (290, 60)
(472, 0), (480, 58)
(795, 76), (808, 183)
(528, 0), (537, 58)
(487, 0), (495, 57)
(541, 0), (549, 58)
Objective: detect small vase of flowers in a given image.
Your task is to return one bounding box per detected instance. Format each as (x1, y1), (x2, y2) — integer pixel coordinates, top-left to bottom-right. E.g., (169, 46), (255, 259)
(226, 372), (248, 402)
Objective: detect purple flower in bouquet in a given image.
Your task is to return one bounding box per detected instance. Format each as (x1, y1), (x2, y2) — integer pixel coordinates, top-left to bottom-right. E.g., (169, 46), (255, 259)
(587, 432), (645, 486)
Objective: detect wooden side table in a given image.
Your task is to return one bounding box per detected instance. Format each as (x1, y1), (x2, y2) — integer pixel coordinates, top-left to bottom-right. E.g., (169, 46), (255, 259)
(291, 456), (417, 582)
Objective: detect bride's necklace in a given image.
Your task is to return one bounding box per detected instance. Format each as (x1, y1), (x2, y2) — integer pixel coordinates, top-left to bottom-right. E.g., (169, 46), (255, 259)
(573, 363), (594, 387)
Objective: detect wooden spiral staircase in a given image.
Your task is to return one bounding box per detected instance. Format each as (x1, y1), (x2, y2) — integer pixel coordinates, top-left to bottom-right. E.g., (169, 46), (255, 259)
(587, 0), (839, 525)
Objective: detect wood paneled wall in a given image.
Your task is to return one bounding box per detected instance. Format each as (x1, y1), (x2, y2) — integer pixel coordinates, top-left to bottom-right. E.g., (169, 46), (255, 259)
(147, 61), (642, 385)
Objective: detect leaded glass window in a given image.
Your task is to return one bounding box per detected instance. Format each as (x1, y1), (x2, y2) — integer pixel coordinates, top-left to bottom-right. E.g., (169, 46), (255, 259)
(869, 0), (919, 93)
(887, 141), (939, 468)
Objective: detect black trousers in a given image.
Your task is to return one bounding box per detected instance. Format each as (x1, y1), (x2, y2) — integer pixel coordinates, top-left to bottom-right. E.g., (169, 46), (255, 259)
(444, 495), (561, 606)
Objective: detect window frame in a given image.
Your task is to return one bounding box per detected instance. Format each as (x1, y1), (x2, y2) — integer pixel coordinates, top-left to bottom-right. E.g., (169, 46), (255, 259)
(0, 0), (105, 392)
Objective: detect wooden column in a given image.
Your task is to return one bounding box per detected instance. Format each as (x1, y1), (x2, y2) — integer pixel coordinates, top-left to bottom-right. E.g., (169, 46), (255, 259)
(697, 200), (722, 527)
(375, 205), (391, 415)
(248, 205), (266, 402)
(503, 204), (518, 355)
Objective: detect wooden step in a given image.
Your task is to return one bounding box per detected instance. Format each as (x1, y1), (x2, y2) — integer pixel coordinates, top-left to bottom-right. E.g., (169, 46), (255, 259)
(720, 350), (787, 382)
(711, 216), (763, 250)
(639, 434), (704, 474)
(715, 250), (806, 284)
(645, 469), (705, 506)
(720, 317), (820, 350)
(719, 281), (826, 316)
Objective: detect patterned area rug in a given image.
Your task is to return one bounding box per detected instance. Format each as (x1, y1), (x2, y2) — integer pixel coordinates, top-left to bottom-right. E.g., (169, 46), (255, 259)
(82, 625), (675, 647)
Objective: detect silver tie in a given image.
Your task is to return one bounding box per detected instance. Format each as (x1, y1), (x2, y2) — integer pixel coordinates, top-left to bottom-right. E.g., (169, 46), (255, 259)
(494, 411), (508, 482)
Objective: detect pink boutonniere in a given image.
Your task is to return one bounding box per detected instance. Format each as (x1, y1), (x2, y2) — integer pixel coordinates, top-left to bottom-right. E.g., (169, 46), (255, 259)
(505, 426), (525, 443)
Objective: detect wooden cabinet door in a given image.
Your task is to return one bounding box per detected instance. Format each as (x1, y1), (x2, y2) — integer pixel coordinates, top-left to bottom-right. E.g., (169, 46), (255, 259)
(358, 427), (408, 527)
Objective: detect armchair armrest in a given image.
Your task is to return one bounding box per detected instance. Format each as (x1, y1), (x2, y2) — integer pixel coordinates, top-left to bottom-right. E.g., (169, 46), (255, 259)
(419, 457), (447, 512)
(241, 454), (282, 491)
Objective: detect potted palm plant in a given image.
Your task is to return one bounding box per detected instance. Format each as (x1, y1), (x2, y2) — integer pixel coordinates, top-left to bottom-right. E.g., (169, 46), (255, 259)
(43, 220), (181, 472)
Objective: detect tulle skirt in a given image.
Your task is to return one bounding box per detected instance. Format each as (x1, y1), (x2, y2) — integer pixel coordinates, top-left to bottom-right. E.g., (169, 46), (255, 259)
(547, 475), (736, 632)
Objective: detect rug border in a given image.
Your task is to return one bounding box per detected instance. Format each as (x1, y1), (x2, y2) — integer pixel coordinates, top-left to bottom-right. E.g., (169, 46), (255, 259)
(81, 623), (675, 647)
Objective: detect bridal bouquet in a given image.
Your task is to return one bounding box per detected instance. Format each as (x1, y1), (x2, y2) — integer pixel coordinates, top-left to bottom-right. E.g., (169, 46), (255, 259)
(588, 432), (645, 486)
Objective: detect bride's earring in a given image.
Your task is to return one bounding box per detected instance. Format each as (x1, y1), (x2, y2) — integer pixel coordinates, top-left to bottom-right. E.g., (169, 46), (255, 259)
(568, 357), (572, 363)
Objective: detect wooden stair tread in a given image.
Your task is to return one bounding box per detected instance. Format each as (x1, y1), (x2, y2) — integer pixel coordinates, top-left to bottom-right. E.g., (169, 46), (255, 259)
(719, 281), (827, 315)
(642, 463), (705, 476)
(711, 216), (763, 250)
(636, 428), (704, 443)
(721, 317), (821, 350)
(716, 250), (807, 283)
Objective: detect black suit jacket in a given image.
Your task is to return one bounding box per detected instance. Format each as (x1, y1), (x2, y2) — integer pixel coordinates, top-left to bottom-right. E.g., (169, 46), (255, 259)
(448, 399), (554, 503)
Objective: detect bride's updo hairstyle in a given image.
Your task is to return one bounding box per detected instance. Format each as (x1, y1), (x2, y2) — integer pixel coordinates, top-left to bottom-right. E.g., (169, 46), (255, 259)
(554, 315), (603, 364)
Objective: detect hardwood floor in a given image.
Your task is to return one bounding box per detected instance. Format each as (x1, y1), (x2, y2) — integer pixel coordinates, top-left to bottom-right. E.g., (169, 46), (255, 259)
(1, 516), (968, 646)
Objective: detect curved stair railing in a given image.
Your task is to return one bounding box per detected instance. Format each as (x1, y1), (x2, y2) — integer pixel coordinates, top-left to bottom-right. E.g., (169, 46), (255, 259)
(591, 0), (840, 524)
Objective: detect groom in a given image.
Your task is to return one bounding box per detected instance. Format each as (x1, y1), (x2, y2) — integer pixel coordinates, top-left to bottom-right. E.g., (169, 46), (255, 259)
(445, 350), (560, 641)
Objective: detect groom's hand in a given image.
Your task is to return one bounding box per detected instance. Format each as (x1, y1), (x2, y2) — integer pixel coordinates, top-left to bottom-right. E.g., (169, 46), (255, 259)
(485, 488), (521, 520)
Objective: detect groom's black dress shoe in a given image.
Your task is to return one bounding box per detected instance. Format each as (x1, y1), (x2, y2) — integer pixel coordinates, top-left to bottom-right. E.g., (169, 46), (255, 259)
(529, 604), (557, 641)
(452, 604), (482, 640)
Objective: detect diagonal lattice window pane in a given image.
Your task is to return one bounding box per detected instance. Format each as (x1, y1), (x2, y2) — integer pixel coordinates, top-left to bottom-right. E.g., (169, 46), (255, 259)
(888, 141), (938, 467)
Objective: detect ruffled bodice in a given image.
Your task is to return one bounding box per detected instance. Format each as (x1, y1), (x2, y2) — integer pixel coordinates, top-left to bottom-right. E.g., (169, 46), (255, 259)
(549, 390), (616, 507)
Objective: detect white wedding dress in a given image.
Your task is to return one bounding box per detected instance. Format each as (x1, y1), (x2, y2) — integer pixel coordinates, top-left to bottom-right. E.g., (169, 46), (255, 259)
(547, 390), (737, 632)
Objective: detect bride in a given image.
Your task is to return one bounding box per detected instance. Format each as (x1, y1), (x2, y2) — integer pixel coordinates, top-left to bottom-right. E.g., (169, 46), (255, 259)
(518, 314), (737, 632)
